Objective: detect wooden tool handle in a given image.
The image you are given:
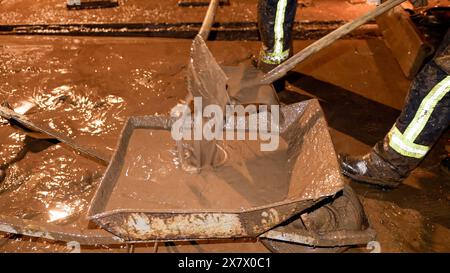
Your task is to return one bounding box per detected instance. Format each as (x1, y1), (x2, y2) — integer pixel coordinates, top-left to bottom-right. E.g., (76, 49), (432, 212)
(198, 0), (220, 40)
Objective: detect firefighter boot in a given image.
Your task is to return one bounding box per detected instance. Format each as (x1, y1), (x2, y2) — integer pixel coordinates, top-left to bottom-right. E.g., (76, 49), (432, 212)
(339, 136), (421, 188)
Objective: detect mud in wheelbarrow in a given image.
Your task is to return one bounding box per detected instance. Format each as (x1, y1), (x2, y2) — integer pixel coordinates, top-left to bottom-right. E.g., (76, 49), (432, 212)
(87, 99), (348, 242)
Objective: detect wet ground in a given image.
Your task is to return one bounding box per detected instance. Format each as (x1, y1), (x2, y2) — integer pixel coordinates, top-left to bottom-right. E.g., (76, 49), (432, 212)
(0, 34), (448, 253)
(0, 0), (449, 253)
(0, 0), (384, 40)
(1, 0), (444, 28)
(0, 0), (376, 25)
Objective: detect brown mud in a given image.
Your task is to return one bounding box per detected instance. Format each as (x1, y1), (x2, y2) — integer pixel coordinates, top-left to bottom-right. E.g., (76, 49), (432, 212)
(107, 129), (290, 212)
(0, 0), (377, 26)
(0, 35), (448, 252)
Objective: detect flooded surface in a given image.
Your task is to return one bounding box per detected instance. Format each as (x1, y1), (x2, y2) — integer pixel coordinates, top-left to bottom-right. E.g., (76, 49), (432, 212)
(0, 0), (375, 25)
(0, 143), (103, 224)
(0, 36), (193, 242)
(0, 35), (270, 252)
(107, 129), (290, 212)
(0, 36), (191, 157)
(0, 35), (448, 252)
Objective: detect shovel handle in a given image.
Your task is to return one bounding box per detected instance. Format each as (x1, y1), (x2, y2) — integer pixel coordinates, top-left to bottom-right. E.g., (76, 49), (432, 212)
(260, 0), (407, 85)
(198, 0), (220, 40)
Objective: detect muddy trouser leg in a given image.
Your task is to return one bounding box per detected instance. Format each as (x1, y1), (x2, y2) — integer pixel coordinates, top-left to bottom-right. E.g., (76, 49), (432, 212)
(257, 0), (297, 71)
(374, 60), (450, 176)
(339, 28), (450, 186)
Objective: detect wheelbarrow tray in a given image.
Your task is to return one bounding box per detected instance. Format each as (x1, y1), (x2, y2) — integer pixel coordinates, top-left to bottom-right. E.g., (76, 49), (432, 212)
(87, 99), (344, 241)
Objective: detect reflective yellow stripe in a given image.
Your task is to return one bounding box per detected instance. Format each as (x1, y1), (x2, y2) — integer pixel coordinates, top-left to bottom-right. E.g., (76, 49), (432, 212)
(388, 76), (450, 159)
(273, 0), (288, 62)
(388, 126), (429, 158)
(404, 76), (450, 141)
(259, 0), (290, 65)
(260, 48), (290, 65)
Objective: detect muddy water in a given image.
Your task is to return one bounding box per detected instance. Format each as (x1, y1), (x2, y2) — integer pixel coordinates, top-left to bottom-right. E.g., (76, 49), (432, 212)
(0, 0), (374, 26)
(0, 36), (191, 156)
(0, 111), (104, 225)
(0, 35), (448, 253)
(0, 36), (258, 233)
(0, 142), (104, 224)
(0, 36), (262, 252)
(0, 0), (257, 25)
(0, 37), (192, 231)
(106, 129), (290, 212)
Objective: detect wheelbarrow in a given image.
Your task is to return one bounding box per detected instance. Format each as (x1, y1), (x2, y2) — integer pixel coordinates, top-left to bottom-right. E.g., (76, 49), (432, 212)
(84, 98), (376, 251)
(0, 99), (376, 252)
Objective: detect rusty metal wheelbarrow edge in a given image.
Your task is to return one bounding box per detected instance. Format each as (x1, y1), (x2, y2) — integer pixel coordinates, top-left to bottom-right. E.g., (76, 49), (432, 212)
(89, 198), (329, 241)
(0, 100), (344, 245)
(85, 99), (345, 241)
(0, 212), (377, 247)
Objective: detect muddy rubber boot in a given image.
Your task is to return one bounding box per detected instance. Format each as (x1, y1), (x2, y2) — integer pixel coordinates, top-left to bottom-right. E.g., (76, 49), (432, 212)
(261, 185), (373, 253)
(301, 184), (368, 233)
(339, 153), (405, 188)
(339, 136), (421, 188)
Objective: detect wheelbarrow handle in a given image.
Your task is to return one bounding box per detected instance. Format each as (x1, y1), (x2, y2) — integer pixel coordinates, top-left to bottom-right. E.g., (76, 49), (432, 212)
(259, 0), (407, 85)
(198, 0), (221, 40)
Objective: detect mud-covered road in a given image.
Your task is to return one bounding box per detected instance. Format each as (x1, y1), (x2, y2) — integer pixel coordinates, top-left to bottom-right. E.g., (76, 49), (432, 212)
(0, 0), (375, 25)
(0, 0), (449, 253)
(0, 34), (448, 252)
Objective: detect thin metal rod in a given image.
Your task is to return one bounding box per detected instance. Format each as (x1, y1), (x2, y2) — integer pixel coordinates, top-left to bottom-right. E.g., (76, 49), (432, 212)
(0, 214), (123, 246)
(0, 106), (110, 165)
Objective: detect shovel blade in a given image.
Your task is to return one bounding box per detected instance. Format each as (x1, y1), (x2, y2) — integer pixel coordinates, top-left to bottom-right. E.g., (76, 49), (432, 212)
(186, 35), (230, 169)
(223, 63), (279, 106)
(187, 35), (230, 109)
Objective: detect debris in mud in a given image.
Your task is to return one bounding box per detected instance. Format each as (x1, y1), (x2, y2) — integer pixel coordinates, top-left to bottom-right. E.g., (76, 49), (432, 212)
(66, 0), (119, 10)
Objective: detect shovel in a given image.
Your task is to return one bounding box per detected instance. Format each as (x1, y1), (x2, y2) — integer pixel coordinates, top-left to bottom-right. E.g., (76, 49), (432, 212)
(178, 0), (228, 172)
